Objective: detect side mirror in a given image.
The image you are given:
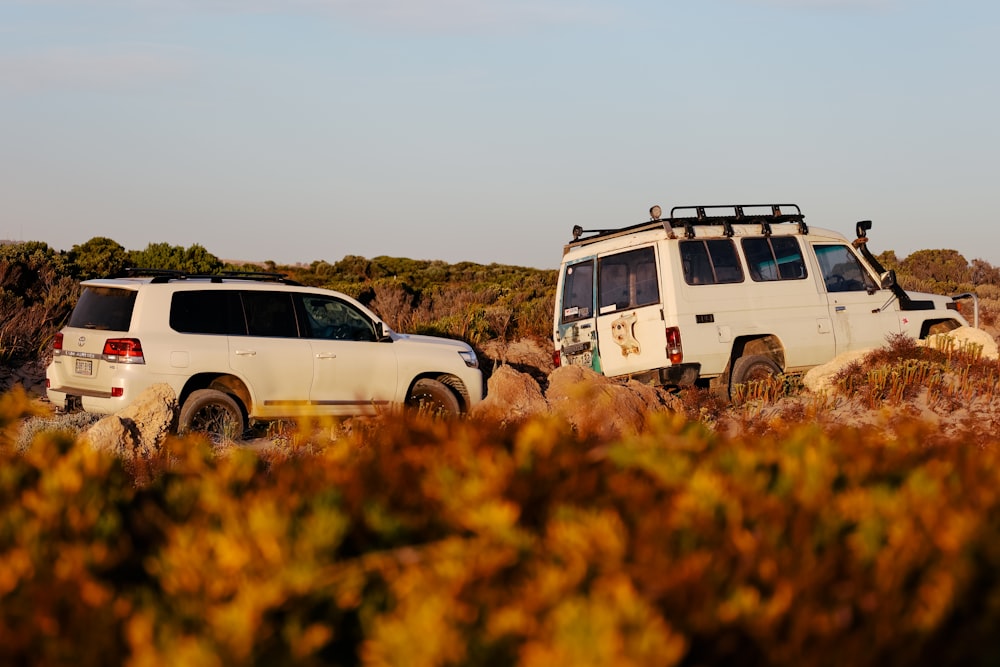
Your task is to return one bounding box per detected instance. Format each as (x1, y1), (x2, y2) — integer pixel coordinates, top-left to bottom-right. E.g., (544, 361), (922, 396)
(856, 220), (872, 239)
(375, 321), (392, 342)
(879, 269), (896, 289)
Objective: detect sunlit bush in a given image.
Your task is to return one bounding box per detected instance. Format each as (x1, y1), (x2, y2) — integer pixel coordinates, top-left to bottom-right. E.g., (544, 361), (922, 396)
(6, 379), (1000, 666)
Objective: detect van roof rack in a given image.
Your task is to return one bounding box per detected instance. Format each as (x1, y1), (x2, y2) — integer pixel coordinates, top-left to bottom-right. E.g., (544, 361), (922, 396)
(120, 268), (303, 285)
(568, 203), (808, 244)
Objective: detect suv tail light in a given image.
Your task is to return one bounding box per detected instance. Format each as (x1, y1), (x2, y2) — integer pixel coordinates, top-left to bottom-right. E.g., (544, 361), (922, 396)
(666, 327), (683, 364)
(52, 332), (64, 354)
(103, 338), (146, 364)
(553, 349), (562, 367)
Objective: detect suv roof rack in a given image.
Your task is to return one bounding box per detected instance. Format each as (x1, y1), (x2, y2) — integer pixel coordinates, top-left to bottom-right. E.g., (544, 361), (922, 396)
(121, 268), (303, 285)
(569, 203), (808, 245)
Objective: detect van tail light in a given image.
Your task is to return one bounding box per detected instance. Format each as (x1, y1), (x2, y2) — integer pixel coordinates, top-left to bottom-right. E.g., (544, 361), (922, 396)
(666, 326), (683, 364)
(553, 349), (562, 367)
(52, 332), (64, 354)
(103, 338), (146, 364)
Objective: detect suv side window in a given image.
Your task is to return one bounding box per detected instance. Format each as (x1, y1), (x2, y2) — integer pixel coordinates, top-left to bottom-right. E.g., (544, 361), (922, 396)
(170, 291), (246, 335)
(814, 244), (874, 292)
(599, 247), (659, 312)
(241, 292), (300, 338)
(300, 294), (377, 341)
(561, 259), (594, 323)
(742, 237), (807, 281)
(680, 239), (744, 285)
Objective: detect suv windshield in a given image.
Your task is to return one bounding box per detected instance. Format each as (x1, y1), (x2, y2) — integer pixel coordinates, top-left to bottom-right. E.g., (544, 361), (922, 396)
(67, 287), (137, 331)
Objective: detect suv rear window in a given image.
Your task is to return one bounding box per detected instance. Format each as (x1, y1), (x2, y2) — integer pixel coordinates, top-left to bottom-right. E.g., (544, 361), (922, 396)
(68, 287), (137, 331)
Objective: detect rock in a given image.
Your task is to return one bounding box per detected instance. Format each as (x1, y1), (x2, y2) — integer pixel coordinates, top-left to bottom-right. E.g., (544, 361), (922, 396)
(923, 326), (999, 360)
(471, 364), (548, 423)
(545, 365), (671, 438)
(802, 349), (872, 395)
(82, 383), (178, 458)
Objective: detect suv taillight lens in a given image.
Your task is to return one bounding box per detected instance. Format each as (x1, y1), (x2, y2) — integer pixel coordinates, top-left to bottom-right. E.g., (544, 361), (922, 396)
(52, 332), (64, 354)
(103, 338), (145, 364)
(666, 327), (683, 364)
(553, 349), (562, 367)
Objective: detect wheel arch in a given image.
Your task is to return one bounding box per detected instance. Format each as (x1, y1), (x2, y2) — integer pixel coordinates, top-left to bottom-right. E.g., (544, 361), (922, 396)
(406, 372), (471, 413)
(180, 373), (253, 419)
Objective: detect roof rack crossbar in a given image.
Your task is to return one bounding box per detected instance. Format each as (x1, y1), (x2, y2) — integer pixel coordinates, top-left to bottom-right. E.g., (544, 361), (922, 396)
(119, 268), (302, 285)
(567, 203), (807, 246)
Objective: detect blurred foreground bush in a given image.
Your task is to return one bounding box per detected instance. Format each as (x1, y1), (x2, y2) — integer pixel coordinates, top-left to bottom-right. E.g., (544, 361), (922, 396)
(4, 389), (1000, 666)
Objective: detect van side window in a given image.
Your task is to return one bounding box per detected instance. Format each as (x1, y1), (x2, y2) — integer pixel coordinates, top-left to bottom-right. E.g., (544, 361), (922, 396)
(742, 237), (807, 281)
(561, 259), (594, 323)
(680, 239), (744, 285)
(814, 244), (873, 293)
(598, 247), (659, 313)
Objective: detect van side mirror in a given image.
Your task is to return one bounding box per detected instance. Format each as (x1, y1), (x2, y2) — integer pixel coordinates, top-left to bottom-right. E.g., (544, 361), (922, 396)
(375, 321), (392, 342)
(879, 269), (896, 289)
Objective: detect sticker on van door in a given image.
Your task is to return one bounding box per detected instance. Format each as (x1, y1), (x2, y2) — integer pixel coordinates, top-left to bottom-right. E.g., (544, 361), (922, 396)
(611, 312), (640, 356)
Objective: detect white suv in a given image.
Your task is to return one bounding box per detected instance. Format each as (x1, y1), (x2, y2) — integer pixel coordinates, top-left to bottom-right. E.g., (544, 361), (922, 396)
(47, 270), (483, 437)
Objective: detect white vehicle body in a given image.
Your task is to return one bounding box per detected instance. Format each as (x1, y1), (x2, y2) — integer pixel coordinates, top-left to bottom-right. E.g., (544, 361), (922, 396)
(47, 272), (483, 431)
(553, 204), (968, 393)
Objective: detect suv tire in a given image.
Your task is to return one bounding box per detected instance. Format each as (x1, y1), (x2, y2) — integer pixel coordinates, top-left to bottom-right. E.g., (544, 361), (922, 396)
(407, 378), (460, 416)
(179, 389), (246, 442)
(730, 354), (782, 397)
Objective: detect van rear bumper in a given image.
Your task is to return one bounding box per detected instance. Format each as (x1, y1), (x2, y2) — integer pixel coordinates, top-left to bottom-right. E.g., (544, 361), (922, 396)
(627, 363), (701, 387)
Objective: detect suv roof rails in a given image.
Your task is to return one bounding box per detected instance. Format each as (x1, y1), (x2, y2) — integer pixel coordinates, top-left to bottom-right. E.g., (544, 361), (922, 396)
(569, 203), (808, 245)
(120, 268), (304, 286)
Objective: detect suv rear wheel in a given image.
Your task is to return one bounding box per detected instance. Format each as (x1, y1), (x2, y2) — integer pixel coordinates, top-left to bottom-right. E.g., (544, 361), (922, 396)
(179, 389), (246, 442)
(407, 378), (461, 416)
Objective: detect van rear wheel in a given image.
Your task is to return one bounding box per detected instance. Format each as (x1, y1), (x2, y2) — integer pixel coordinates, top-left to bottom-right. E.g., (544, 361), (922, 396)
(179, 389), (246, 443)
(729, 354), (782, 400)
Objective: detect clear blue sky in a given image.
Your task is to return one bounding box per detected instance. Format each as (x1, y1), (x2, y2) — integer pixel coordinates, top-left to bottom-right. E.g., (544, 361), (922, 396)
(2, 0), (998, 270)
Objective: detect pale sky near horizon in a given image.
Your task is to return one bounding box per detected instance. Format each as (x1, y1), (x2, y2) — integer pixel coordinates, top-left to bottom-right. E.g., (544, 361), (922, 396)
(2, 0), (998, 270)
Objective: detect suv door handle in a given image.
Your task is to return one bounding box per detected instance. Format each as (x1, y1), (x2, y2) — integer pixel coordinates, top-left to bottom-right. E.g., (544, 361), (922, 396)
(316, 353), (337, 359)
(234, 349), (257, 356)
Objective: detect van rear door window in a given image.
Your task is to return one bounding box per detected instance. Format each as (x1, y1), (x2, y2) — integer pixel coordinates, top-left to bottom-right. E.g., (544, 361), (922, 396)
(680, 239), (744, 285)
(742, 237), (807, 281)
(561, 259), (594, 323)
(598, 247), (659, 312)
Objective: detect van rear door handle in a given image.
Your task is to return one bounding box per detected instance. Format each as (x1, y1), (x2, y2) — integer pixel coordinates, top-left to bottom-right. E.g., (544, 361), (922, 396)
(234, 350), (257, 356)
(316, 353), (337, 359)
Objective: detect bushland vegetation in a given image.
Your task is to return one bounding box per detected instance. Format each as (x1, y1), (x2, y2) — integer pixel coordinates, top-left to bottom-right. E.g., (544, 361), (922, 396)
(3, 332), (1000, 666)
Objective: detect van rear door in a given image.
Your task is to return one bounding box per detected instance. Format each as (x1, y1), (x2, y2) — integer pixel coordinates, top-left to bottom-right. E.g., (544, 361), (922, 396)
(556, 256), (601, 372)
(594, 246), (669, 377)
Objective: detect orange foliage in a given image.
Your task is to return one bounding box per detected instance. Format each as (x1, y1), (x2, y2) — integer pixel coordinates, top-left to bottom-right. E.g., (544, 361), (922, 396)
(4, 391), (1000, 666)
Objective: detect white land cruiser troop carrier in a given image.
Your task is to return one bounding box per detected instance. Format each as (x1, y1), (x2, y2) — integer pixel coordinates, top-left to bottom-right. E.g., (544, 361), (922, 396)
(553, 204), (969, 395)
(47, 270), (483, 437)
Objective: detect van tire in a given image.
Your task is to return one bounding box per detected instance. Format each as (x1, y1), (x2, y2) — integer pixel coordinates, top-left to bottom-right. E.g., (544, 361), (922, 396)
(729, 354), (782, 396)
(407, 378), (461, 416)
(179, 389), (246, 442)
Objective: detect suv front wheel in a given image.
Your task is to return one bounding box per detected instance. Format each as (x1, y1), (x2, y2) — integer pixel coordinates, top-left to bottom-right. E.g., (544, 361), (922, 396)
(179, 389), (247, 442)
(407, 378), (461, 416)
